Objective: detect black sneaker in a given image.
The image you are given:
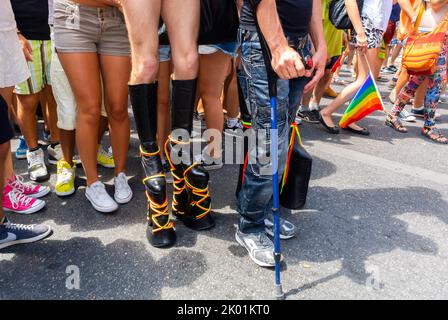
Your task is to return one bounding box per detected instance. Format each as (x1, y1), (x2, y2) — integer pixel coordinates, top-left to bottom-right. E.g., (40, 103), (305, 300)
(298, 110), (320, 124)
(0, 217), (52, 250)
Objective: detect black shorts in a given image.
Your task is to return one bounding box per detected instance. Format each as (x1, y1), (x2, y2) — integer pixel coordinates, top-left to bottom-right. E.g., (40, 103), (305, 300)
(0, 97), (13, 145)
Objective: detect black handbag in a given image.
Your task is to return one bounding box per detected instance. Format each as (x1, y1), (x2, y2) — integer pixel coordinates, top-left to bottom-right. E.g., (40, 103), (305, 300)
(159, 0), (239, 46)
(279, 123), (313, 210)
(329, 0), (364, 30)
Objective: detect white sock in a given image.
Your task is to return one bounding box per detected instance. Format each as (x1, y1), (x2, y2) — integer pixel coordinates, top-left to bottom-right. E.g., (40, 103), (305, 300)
(413, 105), (424, 110)
(309, 101), (319, 111)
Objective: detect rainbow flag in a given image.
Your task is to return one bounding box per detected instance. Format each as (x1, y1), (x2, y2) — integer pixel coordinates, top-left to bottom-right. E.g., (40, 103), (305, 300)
(339, 72), (385, 128)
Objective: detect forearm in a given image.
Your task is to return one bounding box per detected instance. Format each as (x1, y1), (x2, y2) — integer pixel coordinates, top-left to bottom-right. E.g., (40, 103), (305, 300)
(309, 0), (326, 52)
(256, 0), (289, 54)
(345, 0), (364, 35)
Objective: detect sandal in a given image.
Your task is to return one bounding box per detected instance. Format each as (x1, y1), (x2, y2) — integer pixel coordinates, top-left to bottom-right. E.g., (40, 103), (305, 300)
(385, 115), (408, 133)
(421, 127), (448, 144)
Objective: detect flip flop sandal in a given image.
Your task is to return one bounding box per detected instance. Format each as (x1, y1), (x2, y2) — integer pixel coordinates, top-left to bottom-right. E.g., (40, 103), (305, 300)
(385, 116), (408, 133)
(421, 127), (448, 144)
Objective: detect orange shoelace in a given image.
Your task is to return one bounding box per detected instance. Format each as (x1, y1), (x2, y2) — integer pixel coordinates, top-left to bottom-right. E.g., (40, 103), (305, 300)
(184, 164), (211, 220)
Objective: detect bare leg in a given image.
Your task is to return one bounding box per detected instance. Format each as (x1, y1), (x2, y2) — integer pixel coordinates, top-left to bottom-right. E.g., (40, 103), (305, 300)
(122, 0), (161, 84)
(198, 51), (232, 157)
(414, 79), (429, 108)
(311, 69), (333, 106)
(223, 58), (240, 119)
(162, 0), (200, 79)
(58, 52), (102, 186)
(16, 93), (40, 149)
(100, 55), (131, 176)
(43, 85), (60, 143)
(59, 129), (75, 167)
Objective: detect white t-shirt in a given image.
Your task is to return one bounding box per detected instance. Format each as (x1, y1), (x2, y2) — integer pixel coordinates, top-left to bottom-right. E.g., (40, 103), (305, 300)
(362, 0), (393, 31)
(0, 0), (17, 31)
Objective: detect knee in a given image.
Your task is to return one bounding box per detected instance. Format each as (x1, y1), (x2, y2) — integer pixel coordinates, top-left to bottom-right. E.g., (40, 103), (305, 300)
(107, 103), (129, 122)
(78, 101), (101, 124)
(173, 52), (199, 77)
(133, 55), (158, 83)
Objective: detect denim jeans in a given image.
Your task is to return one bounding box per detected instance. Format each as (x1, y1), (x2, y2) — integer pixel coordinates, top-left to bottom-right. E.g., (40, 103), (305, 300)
(237, 29), (308, 234)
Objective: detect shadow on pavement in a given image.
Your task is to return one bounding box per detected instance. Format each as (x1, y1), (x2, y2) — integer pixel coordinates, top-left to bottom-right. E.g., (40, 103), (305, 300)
(0, 237), (206, 299)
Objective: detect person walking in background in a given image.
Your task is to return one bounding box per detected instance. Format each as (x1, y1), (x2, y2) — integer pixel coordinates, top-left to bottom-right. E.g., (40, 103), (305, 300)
(319, 0), (393, 135)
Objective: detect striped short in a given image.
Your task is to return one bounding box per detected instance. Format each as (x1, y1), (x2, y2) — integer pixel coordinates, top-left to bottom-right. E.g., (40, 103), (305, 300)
(14, 40), (52, 95)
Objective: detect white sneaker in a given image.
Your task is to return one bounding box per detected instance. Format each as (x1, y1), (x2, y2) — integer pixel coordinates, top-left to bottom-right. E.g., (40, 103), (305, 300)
(47, 144), (63, 165)
(26, 148), (49, 182)
(85, 181), (118, 213)
(113, 172), (133, 204)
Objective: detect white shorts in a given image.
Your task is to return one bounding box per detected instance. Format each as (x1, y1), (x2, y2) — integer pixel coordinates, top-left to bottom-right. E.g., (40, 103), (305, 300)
(51, 47), (107, 131)
(0, 30), (31, 88)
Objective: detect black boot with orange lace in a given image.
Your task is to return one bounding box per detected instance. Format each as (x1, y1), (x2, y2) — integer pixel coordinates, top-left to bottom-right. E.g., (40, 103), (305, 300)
(141, 144), (176, 248)
(164, 137), (215, 231)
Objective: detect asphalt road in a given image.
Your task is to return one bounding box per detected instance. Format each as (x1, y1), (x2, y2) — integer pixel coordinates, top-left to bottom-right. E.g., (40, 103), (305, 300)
(1, 69), (448, 300)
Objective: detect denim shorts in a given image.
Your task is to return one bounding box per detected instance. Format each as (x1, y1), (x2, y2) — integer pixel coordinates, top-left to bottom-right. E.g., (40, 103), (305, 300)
(54, 0), (130, 56)
(199, 41), (239, 58)
(159, 45), (171, 62)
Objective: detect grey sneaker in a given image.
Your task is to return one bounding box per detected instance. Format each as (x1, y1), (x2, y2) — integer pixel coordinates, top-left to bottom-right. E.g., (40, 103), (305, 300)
(47, 143), (63, 165)
(264, 213), (297, 239)
(26, 148), (49, 182)
(0, 217), (52, 250)
(235, 229), (281, 267)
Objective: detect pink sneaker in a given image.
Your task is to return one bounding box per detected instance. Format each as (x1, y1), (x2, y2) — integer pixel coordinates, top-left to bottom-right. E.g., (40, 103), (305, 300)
(2, 184), (46, 215)
(6, 175), (50, 198)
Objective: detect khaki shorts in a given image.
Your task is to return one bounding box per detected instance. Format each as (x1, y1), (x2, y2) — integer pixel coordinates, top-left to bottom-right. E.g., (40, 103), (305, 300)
(53, 0), (130, 56)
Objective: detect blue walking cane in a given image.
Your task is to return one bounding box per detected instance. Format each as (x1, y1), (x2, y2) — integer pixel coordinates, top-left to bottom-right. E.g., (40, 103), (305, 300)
(249, 1), (284, 299)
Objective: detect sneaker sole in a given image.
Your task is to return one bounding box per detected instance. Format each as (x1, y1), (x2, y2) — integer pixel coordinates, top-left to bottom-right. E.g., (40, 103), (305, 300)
(114, 191), (133, 205)
(0, 227), (52, 250)
(85, 192), (118, 213)
(302, 118), (320, 124)
(235, 233), (276, 268)
(29, 171), (50, 183)
(29, 187), (51, 199)
(265, 227), (296, 240)
(56, 187), (76, 197)
(15, 153), (27, 160)
(3, 200), (46, 215)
